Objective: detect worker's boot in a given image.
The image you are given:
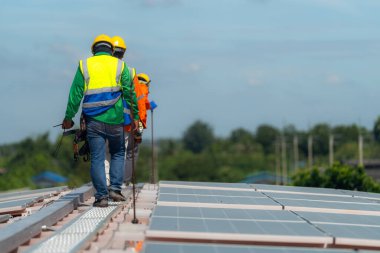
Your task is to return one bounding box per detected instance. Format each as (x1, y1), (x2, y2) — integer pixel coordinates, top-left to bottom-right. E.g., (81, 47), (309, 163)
(109, 190), (126, 202)
(93, 197), (108, 207)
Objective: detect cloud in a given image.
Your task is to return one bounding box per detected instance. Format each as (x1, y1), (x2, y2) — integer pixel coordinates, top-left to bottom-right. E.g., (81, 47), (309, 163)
(326, 74), (343, 85)
(246, 0), (271, 4)
(246, 70), (265, 87)
(291, 0), (355, 13)
(48, 43), (81, 60)
(181, 63), (201, 73)
(141, 0), (181, 8)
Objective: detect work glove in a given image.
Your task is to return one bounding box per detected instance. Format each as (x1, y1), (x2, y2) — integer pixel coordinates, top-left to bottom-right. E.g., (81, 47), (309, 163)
(62, 119), (74, 129)
(132, 120), (139, 132)
(134, 132), (142, 144)
(133, 121), (144, 144)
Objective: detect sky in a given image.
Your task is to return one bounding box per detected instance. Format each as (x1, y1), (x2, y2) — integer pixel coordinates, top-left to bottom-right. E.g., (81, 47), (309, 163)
(1, 0), (380, 144)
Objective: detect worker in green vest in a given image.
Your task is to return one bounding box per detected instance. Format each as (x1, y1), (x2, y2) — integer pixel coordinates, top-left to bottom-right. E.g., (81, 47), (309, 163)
(62, 34), (139, 207)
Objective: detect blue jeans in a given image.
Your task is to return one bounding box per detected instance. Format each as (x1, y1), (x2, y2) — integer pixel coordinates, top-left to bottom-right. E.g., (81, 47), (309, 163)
(86, 118), (125, 200)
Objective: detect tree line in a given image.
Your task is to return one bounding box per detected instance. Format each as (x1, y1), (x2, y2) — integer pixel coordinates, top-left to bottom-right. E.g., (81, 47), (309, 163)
(2, 118), (380, 191)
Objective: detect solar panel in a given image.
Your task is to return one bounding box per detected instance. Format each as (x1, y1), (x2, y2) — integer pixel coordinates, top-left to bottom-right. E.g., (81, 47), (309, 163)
(252, 184), (350, 197)
(150, 181), (380, 251)
(142, 242), (356, 253)
(146, 216), (332, 245)
(0, 214), (11, 223)
(160, 181), (251, 190)
(159, 187), (262, 197)
(295, 211), (380, 226)
(279, 198), (380, 215)
(152, 206), (302, 222)
(342, 190), (380, 201)
(316, 223), (380, 248)
(264, 192), (375, 204)
(0, 198), (36, 214)
(157, 193), (282, 210)
(0, 186), (67, 201)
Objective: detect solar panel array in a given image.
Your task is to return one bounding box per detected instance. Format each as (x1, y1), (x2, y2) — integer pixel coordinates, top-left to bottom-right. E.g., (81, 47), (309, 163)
(143, 181), (380, 252)
(0, 186), (68, 215)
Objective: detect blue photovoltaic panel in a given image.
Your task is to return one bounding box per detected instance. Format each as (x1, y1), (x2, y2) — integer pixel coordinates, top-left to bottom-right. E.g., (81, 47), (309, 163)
(158, 193), (281, 208)
(277, 198), (380, 212)
(142, 242), (356, 253)
(342, 189), (380, 201)
(152, 206), (302, 222)
(0, 198), (36, 210)
(152, 181), (380, 250)
(317, 223), (380, 242)
(265, 192), (375, 204)
(159, 187), (262, 197)
(295, 211), (380, 226)
(252, 184), (349, 196)
(148, 216), (327, 237)
(0, 214), (11, 223)
(160, 181), (251, 189)
(0, 186), (67, 201)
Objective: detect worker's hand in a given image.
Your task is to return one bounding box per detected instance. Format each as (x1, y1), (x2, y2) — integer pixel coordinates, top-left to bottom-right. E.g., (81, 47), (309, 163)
(134, 133), (142, 144)
(133, 120), (139, 131)
(62, 119), (74, 129)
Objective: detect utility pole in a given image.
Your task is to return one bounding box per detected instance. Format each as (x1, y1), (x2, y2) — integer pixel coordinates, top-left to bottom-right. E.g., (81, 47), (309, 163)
(308, 135), (313, 169)
(293, 135), (299, 171)
(358, 133), (364, 167)
(281, 135), (287, 185)
(275, 138), (281, 185)
(329, 134), (334, 167)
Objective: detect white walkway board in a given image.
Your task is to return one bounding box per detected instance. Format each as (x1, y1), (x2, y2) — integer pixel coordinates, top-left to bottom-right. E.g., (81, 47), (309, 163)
(28, 203), (120, 253)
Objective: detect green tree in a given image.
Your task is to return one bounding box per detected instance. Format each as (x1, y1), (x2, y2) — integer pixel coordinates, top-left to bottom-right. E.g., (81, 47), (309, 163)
(182, 120), (214, 153)
(229, 128), (260, 154)
(255, 124), (279, 154)
(373, 116), (380, 143)
(291, 167), (324, 188)
(292, 163), (380, 192)
(333, 124), (360, 144)
(310, 123), (330, 156)
(230, 128), (254, 144)
(335, 142), (357, 161)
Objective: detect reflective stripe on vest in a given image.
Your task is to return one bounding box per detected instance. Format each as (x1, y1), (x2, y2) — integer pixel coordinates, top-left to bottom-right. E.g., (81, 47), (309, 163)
(82, 96), (121, 108)
(128, 67), (136, 80)
(137, 94), (145, 101)
(79, 55), (124, 116)
(116, 59), (123, 83)
(82, 59), (90, 85)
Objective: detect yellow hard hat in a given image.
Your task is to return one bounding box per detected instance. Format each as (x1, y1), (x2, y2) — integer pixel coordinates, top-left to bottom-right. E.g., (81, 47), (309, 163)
(91, 34), (113, 53)
(137, 73), (151, 84)
(112, 36), (127, 50)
